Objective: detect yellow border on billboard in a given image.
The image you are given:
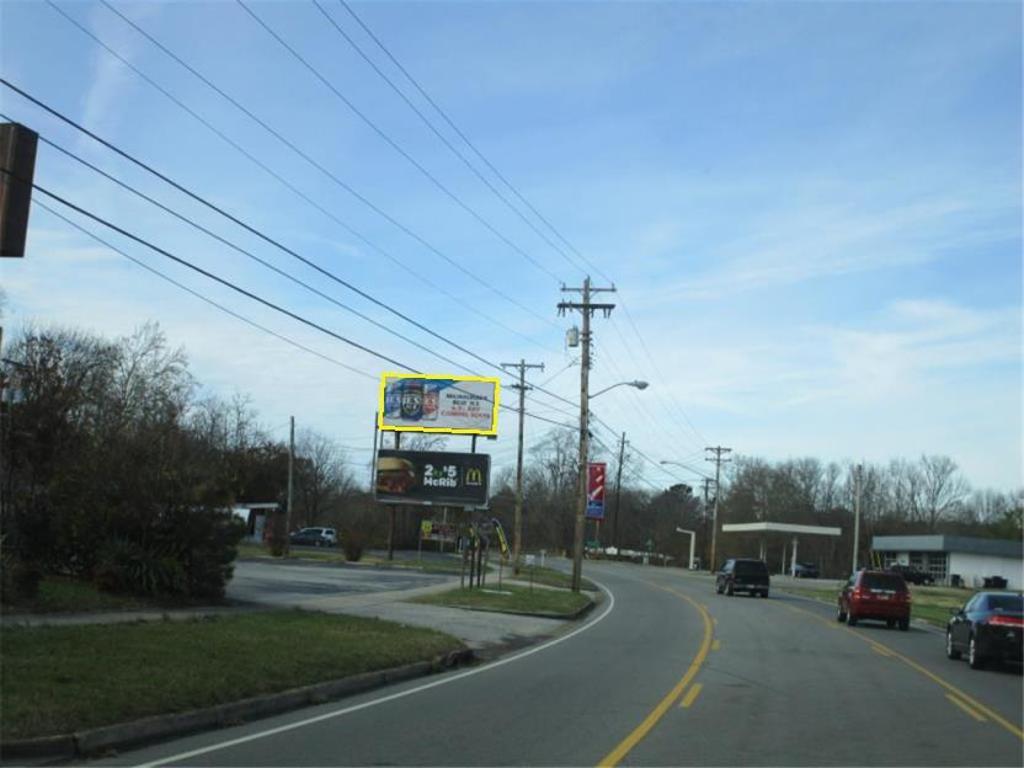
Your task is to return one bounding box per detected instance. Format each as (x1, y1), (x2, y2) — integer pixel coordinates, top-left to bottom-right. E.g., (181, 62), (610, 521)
(377, 373), (501, 435)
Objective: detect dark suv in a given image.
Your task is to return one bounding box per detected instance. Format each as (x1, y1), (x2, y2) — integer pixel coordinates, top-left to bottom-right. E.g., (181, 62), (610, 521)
(716, 558), (770, 598)
(886, 564), (934, 586)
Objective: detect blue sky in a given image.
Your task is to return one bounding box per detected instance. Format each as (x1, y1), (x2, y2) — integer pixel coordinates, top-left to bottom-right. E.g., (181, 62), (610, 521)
(1, 0), (1020, 492)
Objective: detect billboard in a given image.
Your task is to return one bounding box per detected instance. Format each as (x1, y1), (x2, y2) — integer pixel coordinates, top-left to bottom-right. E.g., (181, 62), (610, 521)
(586, 462), (606, 520)
(420, 520), (458, 542)
(378, 373), (500, 435)
(376, 449), (490, 507)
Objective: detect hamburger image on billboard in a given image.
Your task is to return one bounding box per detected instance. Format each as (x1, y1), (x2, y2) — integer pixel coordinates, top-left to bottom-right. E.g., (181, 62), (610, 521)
(376, 456), (417, 495)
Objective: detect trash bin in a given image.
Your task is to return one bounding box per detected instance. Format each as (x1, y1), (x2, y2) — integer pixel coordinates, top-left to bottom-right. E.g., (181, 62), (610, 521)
(990, 576), (1008, 589)
(950, 574), (962, 588)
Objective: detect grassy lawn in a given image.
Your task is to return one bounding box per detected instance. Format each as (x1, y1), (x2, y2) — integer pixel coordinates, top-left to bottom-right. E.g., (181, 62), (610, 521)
(0, 611), (462, 741)
(0, 576), (204, 615)
(778, 582), (991, 628)
(507, 565), (598, 592)
(413, 584), (592, 617)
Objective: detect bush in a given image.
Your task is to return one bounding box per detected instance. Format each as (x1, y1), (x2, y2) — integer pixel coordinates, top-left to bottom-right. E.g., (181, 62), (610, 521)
(92, 507), (245, 600)
(1, 557), (43, 603)
(342, 531), (365, 562)
(157, 506), (246, 599)
(94, 539), (185, 596)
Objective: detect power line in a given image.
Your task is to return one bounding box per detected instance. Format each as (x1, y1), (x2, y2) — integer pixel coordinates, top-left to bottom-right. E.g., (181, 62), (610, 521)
(31, 181), (415, 371)
(235, 0), (564, 286)
(46, 0), (557, 340)
(335, 0), (597, 281)
(33, 200), (379, 382)
(312, 0), (589, 279)
(27, 181), (582, 435)
(21, 125), (486, 378)
(0, 82), (539, 381)
(325, 0), (711, 450)
(616, 309), (708, 445)
(3, 80), (580, 435)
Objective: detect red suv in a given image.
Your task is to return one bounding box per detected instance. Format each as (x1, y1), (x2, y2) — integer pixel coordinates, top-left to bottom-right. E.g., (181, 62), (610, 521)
(837, 570), (911, 631)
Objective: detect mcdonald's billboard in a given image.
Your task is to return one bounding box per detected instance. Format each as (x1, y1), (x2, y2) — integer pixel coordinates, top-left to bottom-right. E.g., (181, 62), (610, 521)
(375, 449), (490, 508)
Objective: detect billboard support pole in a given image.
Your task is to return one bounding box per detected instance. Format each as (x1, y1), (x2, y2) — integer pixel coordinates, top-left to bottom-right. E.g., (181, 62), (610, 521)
(387, 507), (394, 561)
(370, 411), (379, 491)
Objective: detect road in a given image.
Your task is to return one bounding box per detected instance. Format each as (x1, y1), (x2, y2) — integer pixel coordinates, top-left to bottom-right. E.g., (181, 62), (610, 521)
(93, 562), (1022, 767)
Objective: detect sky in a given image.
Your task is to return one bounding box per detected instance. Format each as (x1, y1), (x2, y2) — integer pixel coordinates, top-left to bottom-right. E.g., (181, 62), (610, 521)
(1, 0), (1021, 493)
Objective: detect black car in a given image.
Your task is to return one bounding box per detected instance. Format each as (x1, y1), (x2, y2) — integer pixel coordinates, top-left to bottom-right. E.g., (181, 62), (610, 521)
(793, 562), (819, 579)
(886, 564), (934, 585)
(716, 558), (770, 598)
(946, 592), (1023, 670)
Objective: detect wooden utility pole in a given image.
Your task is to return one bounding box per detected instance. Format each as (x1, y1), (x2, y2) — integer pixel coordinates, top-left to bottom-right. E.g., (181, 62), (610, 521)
(501, 359), (545, 574)
(612, 432), (626, 548)
(285, 415), (294, 556)
(705, 445), (732, 572)
(558, 277), (615, 593)
(852, 463), (863, 573)
(702, 477), (714, 569)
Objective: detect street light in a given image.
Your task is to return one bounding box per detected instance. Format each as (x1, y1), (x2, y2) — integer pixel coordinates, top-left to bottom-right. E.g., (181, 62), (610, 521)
(676, 527), (697, 570)
(589, 380), (648, 400)
(661, 460), (714, 573)
(571, 380), (650, 592)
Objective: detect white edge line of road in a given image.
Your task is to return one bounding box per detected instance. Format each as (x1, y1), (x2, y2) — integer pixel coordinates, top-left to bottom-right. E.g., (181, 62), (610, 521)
(135, 581), (616, 768)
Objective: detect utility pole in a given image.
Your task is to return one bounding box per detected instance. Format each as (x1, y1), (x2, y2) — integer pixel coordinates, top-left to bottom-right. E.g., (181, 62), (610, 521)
(285, 416), (294, 556)
(701, 477), (713, 568)
(558, 276), (616, 593)
(852, 463), (863, 574)
(612, 432), (626, 549)
(501, 359), (545, 574)
(705, 446), (732, 572)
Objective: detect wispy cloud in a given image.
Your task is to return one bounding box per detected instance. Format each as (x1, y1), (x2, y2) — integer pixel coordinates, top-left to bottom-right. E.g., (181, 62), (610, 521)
(647, 188), (1018, 304)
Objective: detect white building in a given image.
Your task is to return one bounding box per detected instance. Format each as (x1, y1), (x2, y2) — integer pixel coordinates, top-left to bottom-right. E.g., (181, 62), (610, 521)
(872, 535), (1023, 589)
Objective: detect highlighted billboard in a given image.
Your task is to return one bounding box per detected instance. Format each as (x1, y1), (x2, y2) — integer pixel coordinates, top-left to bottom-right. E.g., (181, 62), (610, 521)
(379, 373), (500, 435)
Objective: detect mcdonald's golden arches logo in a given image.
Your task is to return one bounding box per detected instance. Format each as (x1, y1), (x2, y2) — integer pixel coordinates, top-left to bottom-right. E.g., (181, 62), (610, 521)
(465, 467), (484, 487)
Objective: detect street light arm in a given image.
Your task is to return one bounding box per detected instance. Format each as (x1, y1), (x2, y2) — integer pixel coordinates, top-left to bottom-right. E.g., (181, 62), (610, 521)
(589, 380), (649, 400)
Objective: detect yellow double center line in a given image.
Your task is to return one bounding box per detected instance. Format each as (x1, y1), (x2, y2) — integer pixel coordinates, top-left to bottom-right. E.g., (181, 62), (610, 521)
(597, 585), (713, 767)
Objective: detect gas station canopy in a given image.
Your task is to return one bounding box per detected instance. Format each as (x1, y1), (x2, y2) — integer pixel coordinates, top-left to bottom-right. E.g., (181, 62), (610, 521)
(720, 522), (842, 575)
(721, 522), (841, 537)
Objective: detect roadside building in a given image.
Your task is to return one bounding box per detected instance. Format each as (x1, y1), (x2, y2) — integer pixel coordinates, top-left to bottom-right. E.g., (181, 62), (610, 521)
(871, 535), (1023, 589)
(231, 502), (281, 543)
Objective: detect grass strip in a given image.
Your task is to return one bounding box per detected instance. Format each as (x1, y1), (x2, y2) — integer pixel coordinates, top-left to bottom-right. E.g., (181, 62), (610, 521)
(777, 583), (986, 628)
(0, 610), (462, 741)
(413, 583), (592, 617)
(509, 565), (598, 592)
(0, 576), (212, 615)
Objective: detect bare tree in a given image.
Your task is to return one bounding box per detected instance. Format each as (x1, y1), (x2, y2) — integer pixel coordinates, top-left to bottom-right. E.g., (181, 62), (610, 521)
(295, 428), (353, 527)
(919, 455), (969, 531)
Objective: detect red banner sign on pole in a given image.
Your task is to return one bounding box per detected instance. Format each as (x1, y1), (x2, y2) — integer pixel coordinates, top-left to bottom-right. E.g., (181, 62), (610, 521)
(587, 462), (607, 519)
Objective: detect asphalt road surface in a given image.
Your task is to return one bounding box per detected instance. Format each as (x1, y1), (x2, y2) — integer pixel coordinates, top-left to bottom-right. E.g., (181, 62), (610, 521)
(93, 563), (1023, 767)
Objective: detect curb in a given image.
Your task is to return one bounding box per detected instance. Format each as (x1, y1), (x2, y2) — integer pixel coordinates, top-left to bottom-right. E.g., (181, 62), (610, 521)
(0, 650), (474, 763)
(425, 593), (598, 621)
